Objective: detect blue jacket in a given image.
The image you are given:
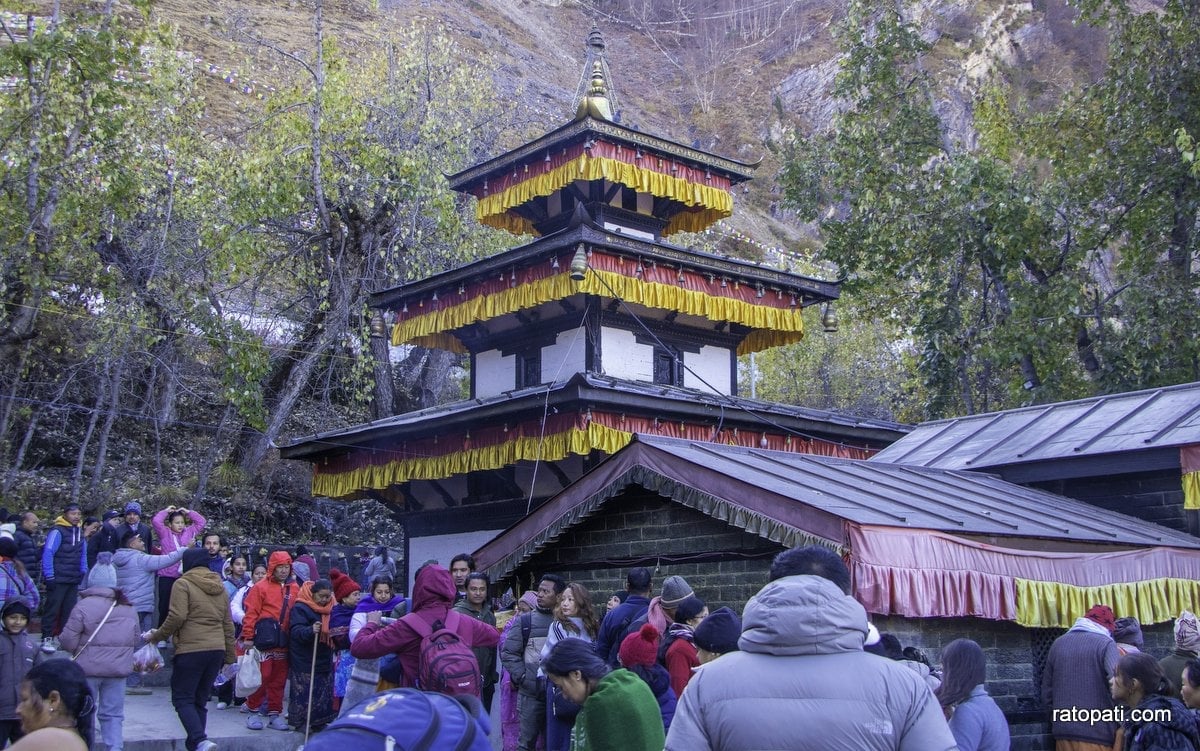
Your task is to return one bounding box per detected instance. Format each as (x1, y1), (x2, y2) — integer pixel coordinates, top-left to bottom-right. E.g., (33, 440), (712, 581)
(41, 517), (87, 584)
(948, 685), (1010, 751)
(595, 595), (649, 666)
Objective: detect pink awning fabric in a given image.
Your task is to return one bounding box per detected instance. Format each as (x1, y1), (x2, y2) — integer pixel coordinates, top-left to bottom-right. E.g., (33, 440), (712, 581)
(849, 524), (1200, 622)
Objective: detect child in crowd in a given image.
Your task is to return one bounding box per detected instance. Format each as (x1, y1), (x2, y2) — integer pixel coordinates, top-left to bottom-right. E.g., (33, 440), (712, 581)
(231, 563), (268, 714)
(150, 505), (206, 642)
(327, 569), (361, 712)
(0, 601), (42, 746)
(223, 555), (250, 599)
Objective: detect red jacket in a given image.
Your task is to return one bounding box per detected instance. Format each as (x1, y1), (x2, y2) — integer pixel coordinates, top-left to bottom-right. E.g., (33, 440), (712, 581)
(240, 551), (299, 646)
(664, 634), (699, 698)
(350, 563), (500, 688)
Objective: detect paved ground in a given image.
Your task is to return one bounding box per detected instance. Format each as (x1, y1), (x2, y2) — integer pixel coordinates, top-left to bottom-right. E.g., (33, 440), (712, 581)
(111, 686), (505, 751)
(37, 638), (504, 751)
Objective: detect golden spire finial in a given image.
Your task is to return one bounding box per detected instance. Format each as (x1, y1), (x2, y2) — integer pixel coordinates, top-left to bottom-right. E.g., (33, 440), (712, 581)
(575, 25), (616, 122)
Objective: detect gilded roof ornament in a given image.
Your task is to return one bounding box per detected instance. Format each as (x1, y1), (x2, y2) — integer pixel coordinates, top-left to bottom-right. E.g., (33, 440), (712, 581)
(575, 24), (616, 122)
(576, 62), (613, 121)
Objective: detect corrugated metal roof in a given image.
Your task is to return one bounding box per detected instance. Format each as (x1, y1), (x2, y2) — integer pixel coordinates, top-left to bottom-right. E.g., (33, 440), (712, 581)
(872, 381), (1200, 470)
(476, 434), (1200, 578)
(636, 436), (1199, 547)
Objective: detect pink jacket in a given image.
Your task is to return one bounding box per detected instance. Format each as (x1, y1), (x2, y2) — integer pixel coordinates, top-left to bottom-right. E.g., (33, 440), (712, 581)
(350, 564), (499, 688)
(151, 508), (206, 578)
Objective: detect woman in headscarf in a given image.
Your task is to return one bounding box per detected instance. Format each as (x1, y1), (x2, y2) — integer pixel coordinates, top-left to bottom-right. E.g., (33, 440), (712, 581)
(287, 579), (336, 732)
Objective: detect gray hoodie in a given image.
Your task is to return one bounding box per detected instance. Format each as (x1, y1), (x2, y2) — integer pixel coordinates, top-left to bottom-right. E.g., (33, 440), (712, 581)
(666, 575), (957, 751)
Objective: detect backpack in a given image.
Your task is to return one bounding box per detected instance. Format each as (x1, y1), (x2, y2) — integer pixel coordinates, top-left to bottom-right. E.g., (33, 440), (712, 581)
(404, 610), (481, 697)
(304, 688), (491, 751)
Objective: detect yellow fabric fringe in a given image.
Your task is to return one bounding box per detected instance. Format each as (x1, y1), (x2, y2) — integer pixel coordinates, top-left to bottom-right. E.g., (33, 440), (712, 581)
(312, 423), (634, 499)
(1015, 577), (1200, 628)
(474, 155), (733, 237)
(392, 269), (806, 356)
(1184, 469), (1199, 510)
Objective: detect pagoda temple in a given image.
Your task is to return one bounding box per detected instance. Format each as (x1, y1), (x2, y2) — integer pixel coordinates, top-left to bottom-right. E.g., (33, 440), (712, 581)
(279, 28), (907, 585)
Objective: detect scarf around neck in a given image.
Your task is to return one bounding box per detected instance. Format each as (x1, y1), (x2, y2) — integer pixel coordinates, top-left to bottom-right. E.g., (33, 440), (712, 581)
(297, 581), (335, 646)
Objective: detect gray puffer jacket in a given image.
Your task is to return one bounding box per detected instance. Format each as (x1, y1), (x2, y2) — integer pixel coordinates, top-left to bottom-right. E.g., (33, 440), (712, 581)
(113, 547), (186, 613)
(58, 587), (142, 678)
(665, 575), (957, 751)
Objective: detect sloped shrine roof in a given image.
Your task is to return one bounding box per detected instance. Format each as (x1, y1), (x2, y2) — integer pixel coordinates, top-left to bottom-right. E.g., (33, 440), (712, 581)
(872, 381), (1200, 471)
(476, 433), (1200, 580)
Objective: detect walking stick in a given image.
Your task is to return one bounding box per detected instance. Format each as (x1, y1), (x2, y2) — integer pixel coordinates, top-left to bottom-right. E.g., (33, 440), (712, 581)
(304, 624), (320, 746)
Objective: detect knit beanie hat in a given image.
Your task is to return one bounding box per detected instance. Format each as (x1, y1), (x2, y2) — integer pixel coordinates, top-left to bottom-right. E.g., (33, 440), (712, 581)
(518, 591), (539, 611)
(102, 509), (120, 521)
(331, 568), (360, 602)
(660, 575), (693, 608)
(618, 623), (661, 668)
(87, 552), (118, 589)
(2, 600), (31, 620)
(1084, 604), (1116, 633)
(182, 547), (209, 573)
(123, 501), (142, 515)
(673, 596), (707, 624)
(1175, 610), (1200, 651)
(0, 536), (16, 559)
(692, 606), (741, 654)
(1113, 617), (1144, 648)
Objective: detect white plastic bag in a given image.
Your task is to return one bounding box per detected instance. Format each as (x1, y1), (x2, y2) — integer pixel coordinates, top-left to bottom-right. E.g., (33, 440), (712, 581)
(235, 648), (262, 698)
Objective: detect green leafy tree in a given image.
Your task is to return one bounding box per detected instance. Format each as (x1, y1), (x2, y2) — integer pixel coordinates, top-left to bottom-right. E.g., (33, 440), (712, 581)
(779, 0), (1199, 418)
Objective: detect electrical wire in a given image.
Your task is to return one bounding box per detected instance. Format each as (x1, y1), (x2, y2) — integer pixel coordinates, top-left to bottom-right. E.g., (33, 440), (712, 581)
(526, 303), (591, 515)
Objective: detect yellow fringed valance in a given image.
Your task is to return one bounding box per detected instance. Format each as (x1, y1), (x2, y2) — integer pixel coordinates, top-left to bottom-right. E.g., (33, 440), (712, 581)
(1014, 577), (1200, 628)
(1184, 470), (1199, 510)
(392, 269), (805, 356)
(312, 423), (634, 499)
(474, 154), (733, 237)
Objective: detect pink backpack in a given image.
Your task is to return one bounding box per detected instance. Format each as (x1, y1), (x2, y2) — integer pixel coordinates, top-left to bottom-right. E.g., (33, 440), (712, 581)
(402, 611), (481, 697)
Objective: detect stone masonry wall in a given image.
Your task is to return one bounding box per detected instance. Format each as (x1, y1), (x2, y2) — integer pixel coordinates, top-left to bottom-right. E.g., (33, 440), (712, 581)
(513, 488), (784, 610)
(1032, 470), (1188, 532)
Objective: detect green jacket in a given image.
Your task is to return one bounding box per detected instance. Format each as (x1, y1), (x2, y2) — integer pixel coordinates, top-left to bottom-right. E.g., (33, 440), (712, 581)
(572, 668), (666, 751)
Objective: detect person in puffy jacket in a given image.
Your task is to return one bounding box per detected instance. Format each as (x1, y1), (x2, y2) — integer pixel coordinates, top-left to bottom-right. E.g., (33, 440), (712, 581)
(112, 530), (187, 633)
(350, 563), (500, 690)
(240, 551), (298, 730)
(665, 546), (957, 751)
(58, 554), (142, 751)
(0, 600), (44, 746)
(40, 503), (88, 648)
(145, 548), (235, 751)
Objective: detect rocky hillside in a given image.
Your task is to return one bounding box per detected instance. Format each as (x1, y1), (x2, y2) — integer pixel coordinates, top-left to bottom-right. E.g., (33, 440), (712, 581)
(156, 0), (1117, 259)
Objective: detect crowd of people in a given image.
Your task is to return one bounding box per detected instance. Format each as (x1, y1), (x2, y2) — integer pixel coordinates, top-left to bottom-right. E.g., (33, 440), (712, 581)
(5, 502), (1200, 750)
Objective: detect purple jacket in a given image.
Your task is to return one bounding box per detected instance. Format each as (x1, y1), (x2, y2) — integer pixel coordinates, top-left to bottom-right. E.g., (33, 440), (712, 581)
(58, 587), (143, 678)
